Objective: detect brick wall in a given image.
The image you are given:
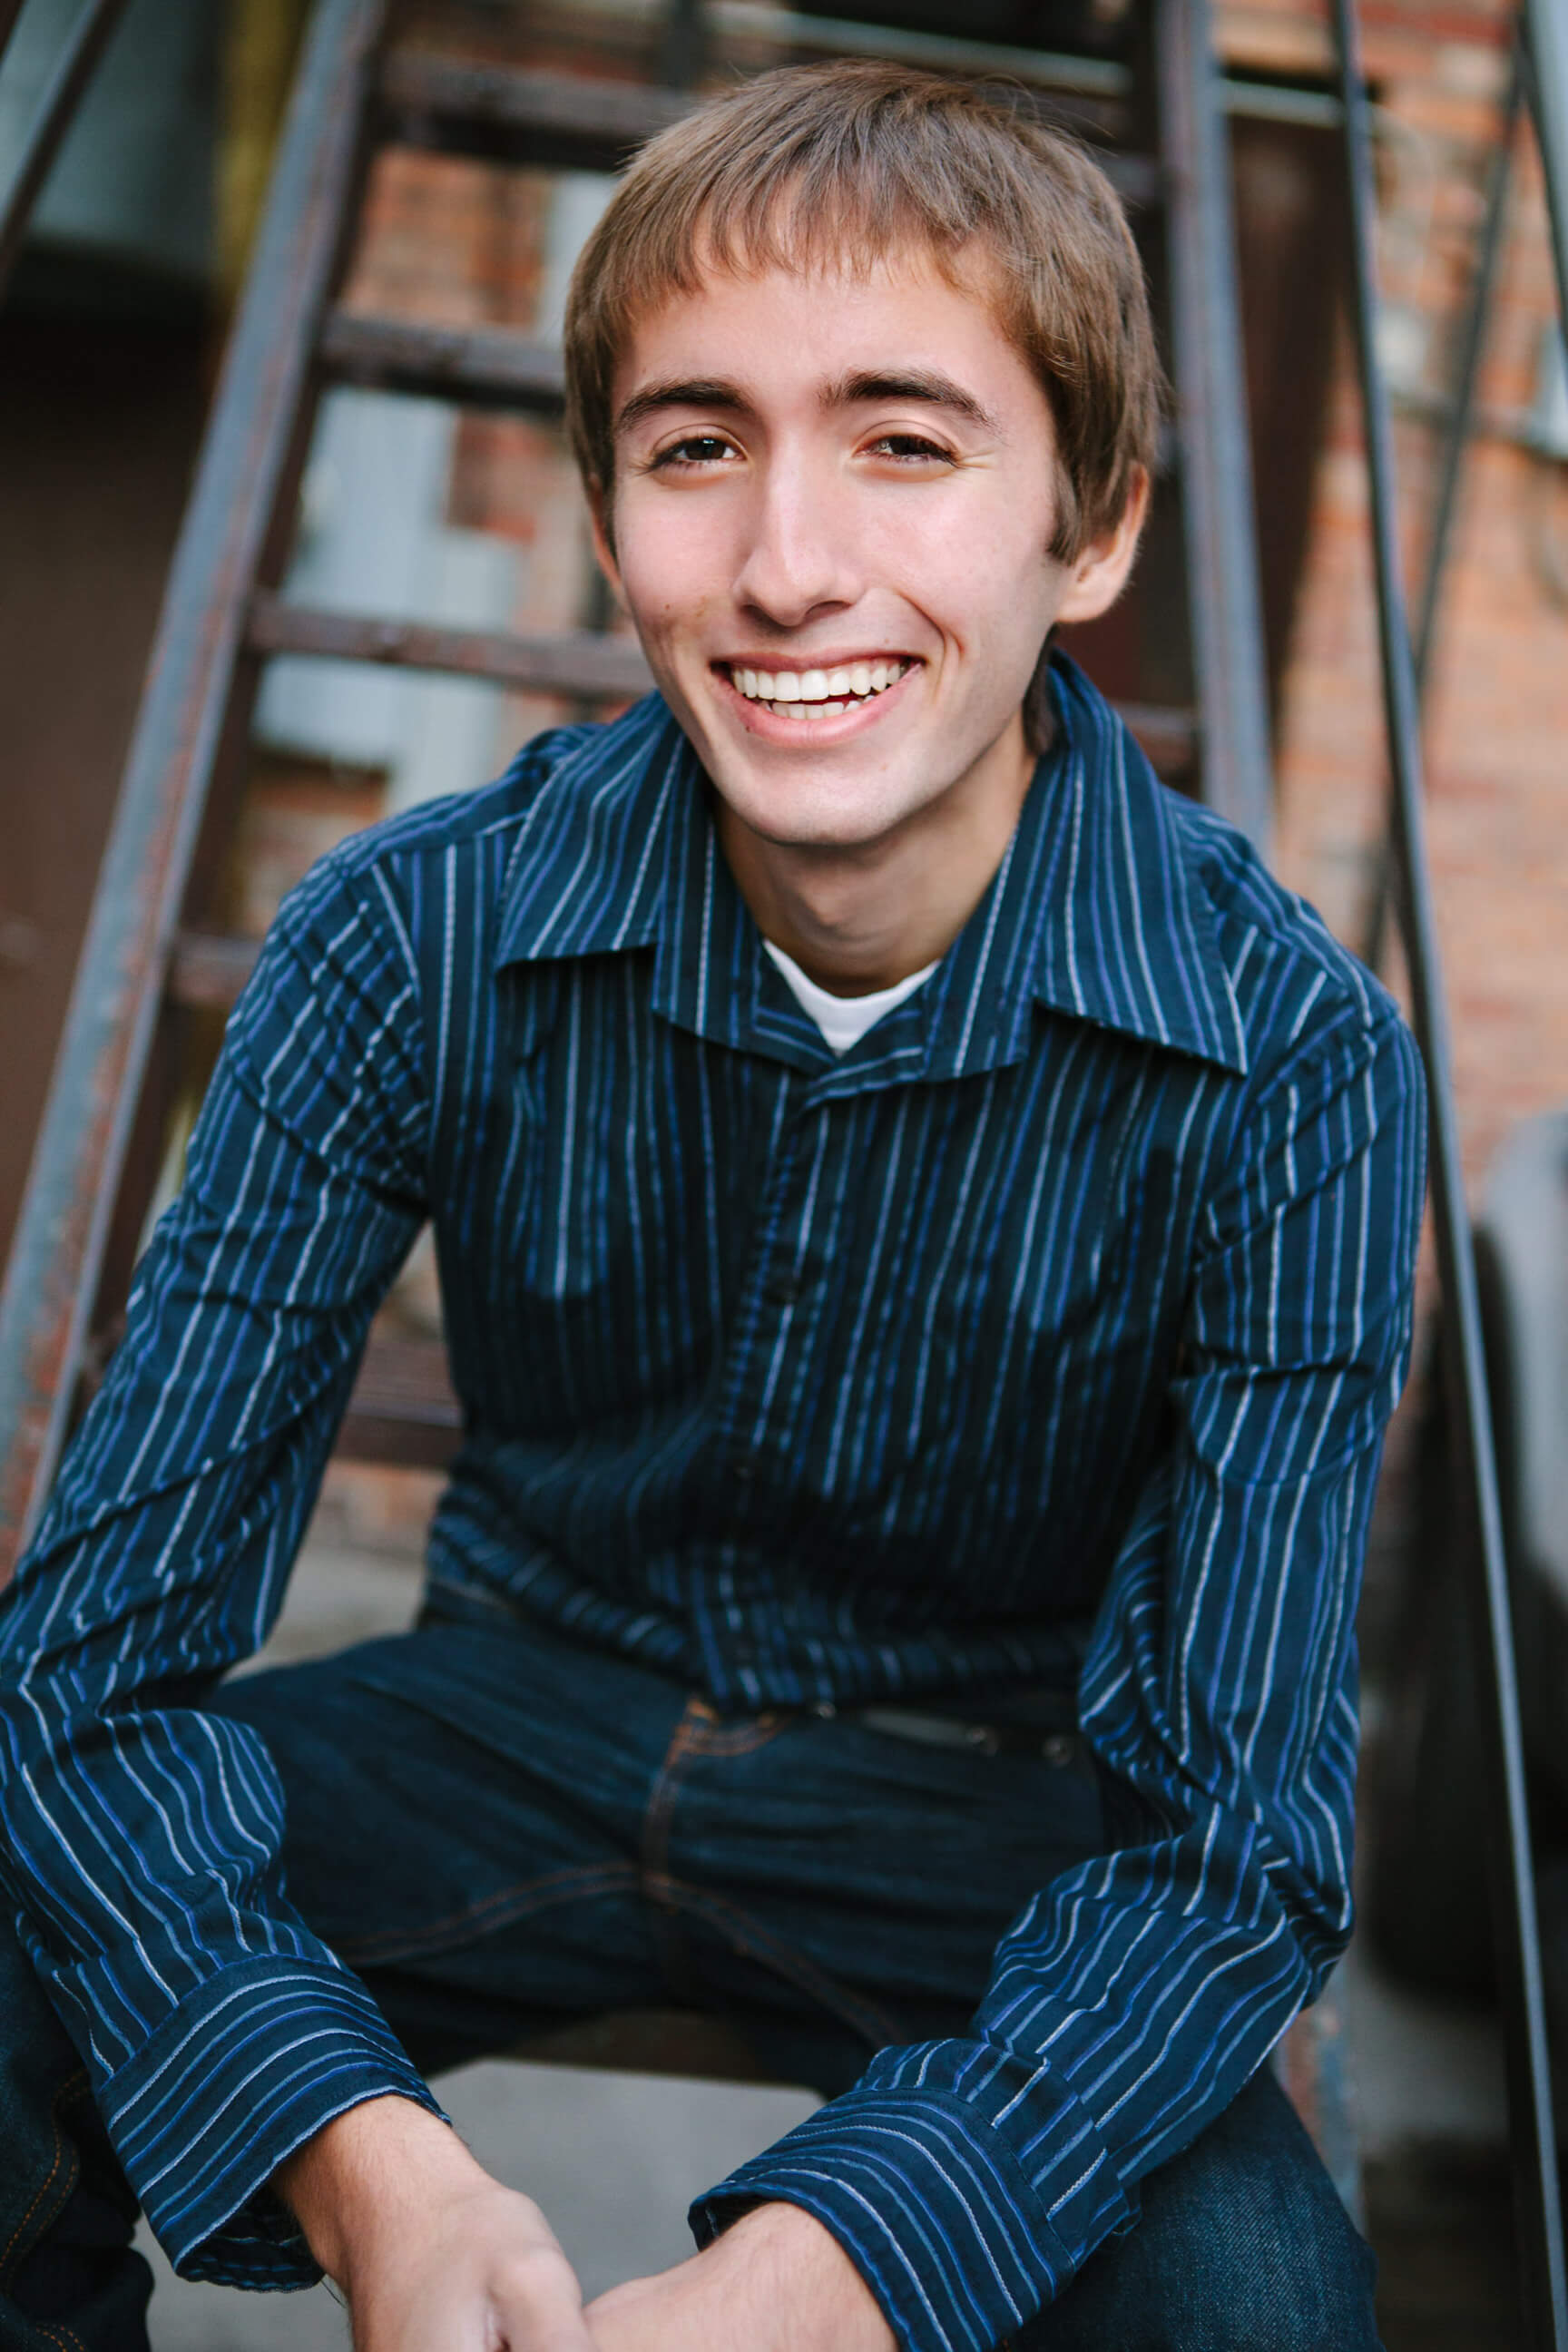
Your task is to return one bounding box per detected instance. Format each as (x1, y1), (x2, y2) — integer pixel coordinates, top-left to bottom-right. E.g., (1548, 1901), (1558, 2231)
(1223, 0), (1568, 1198)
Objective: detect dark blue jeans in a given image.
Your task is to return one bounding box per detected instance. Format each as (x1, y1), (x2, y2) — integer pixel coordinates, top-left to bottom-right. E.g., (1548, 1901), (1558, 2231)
(0, 1601), (1380, 2350)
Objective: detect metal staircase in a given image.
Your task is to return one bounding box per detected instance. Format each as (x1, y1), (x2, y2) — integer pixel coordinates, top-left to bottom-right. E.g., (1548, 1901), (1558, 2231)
(3, 0), (1563, 2334)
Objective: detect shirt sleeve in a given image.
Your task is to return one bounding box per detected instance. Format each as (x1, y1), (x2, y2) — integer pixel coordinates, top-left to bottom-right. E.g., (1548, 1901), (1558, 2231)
(0, 851), (446, 2288)
(692, 992), (1426, 2352)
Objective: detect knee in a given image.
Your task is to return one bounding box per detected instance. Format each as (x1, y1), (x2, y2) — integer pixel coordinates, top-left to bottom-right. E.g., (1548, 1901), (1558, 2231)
(1140, 2174), (1378, 2351)
(1029, 2072), (1381, 2352)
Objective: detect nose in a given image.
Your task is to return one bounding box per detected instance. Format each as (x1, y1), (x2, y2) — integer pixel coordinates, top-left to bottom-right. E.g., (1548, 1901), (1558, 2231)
(730, 450), (861, 630)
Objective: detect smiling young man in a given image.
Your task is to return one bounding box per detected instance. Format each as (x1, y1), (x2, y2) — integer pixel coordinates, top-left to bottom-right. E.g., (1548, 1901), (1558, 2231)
(0, 61), (1422, 2352)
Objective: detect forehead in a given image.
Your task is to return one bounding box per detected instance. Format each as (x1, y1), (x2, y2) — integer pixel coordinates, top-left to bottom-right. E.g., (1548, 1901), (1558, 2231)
(612, 242), (1038, 416)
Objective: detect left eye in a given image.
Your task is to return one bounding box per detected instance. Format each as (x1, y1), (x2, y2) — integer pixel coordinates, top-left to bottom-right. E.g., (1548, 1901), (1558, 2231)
(867, 434), (955, 464)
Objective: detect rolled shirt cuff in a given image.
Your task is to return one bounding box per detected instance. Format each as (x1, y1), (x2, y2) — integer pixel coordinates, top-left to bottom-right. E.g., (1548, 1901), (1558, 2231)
(691, 2081), (1133, 2352)
(102, 1954), (445, 2286)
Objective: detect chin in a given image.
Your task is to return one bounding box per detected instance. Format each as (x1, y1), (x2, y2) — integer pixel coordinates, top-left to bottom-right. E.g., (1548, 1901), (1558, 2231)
(715, 761), (923, 848)
(732, 796), (908, 852)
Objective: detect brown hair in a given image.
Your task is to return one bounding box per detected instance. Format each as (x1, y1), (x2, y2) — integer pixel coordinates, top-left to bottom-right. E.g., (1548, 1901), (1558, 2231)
(563, 59), (1162, 564)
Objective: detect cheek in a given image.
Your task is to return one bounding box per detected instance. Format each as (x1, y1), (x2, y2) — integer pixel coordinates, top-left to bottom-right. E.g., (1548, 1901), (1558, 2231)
(868, 486), (1057, 650)
(615, 492), (738, 633)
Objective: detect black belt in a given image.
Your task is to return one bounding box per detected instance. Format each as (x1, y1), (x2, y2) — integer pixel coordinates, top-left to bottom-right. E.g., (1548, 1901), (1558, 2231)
(804, 1699), (1082, 1767)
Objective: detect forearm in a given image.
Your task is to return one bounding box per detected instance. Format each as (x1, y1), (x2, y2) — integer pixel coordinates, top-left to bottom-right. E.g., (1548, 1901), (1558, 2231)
(276, 2095), (484, 2282)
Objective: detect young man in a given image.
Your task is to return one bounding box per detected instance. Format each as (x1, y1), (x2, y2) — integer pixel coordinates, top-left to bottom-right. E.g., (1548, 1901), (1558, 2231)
(0, 60), (1423, 2352)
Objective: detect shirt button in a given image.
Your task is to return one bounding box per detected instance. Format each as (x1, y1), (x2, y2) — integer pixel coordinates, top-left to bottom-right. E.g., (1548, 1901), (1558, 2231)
(731, 1455), (758, 1484)
(770, 1270), (804, 1307)
(1042, 1734), (1078, 1769)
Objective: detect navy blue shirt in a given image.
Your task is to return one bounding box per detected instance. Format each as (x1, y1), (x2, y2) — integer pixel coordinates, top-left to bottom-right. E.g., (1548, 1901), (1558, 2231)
(0, 657), (1425, 2350)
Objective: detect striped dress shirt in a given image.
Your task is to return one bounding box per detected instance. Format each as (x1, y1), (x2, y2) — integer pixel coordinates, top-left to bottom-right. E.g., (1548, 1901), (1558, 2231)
(0, 655), (1425, 2348)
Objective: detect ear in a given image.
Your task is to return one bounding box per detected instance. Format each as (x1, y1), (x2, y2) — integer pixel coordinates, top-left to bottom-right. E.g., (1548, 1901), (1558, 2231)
(586, 480), (624, 603)
(1053, 465), (1151, 627)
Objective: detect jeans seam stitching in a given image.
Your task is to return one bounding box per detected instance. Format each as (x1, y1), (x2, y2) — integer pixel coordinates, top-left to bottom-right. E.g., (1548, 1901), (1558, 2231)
(0, 2067), (90, 2283)
(658, 1878), (904, 2051)
(329, 1861), (640, 1965)
(640, 1700), (712, 1887)
(689, 1716), (789, 1757)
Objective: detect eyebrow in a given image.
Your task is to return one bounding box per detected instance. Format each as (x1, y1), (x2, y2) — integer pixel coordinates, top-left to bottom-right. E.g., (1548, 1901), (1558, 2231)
(613, 378), (748, 437)
(612, 367), (1000, 439)
(822, 368), (999, 432)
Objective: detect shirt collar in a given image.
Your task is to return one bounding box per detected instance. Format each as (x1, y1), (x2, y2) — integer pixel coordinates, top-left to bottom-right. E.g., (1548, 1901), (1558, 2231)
(493, 654), (1247, 1080)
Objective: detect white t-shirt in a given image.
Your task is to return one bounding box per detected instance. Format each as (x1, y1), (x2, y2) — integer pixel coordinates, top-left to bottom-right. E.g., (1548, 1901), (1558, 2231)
(762, 938), (938, 1056)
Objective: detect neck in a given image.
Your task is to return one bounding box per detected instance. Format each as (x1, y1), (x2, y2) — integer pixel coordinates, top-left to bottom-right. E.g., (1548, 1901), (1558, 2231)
(715, 710), (1038, 996)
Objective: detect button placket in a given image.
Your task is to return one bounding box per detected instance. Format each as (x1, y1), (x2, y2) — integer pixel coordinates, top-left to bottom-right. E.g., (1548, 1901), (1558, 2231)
(716, 1091), (822, 1490)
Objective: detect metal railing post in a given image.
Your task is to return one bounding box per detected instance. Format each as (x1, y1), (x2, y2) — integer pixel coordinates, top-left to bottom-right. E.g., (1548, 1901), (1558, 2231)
(1154, 0), (1274, 854)
(1360, 30), (1522, 974)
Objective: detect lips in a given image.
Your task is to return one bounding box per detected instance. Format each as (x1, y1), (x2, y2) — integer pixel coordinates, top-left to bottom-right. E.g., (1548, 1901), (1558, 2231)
(718, 657), (916, 720)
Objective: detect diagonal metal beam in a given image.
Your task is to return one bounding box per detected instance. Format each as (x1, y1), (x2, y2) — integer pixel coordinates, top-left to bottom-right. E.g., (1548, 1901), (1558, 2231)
(1331, 5), (1568, 2343)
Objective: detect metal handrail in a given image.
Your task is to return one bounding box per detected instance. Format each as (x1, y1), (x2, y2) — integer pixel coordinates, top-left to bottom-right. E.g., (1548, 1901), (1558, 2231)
(1330, 5), (1568, 2342)
(0, 0), (385, 1571)
(1411, 42), (1523, 697)
(1525, 0), (1568, 323)
(1359, 29), (1523, 974)
(0, 0), (138, 304)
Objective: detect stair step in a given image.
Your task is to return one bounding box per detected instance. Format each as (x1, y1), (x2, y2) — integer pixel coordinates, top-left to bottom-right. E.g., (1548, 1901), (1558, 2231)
(320, 309), (565, 412)
(249, 596), (1194, 773)
(248, 592), (653, 699)
(174, 689), (1197, 1022)
(170, 931), (262, 1010)
(339, 1335), (461, 1469)
(379, 52), (695, 172)
(377, 49), (1158, 205)
(1115, 699), (1198, 776)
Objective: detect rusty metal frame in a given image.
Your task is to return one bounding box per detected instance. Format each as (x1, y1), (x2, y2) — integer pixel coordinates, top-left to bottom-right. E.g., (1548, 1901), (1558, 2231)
(1153, 0), (1273, 854)
(1330, 3), (1568, 2341)
(0, 0), (387, 1575)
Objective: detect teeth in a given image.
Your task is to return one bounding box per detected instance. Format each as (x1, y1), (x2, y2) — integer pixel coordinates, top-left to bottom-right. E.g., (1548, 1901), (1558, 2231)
(727, 659), (907, 706)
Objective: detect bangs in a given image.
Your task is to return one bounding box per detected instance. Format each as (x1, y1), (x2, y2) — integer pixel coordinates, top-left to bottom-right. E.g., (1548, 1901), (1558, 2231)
(564, 61), (1161, 567)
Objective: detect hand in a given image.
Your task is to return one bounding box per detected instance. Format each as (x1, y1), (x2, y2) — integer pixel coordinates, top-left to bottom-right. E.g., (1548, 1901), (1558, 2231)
(585, 2201), (897, 2352)
(276, 2094), (596, 2350)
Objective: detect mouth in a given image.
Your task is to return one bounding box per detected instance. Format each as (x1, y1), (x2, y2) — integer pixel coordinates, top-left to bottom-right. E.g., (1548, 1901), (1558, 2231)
(715, 656), (918, 721)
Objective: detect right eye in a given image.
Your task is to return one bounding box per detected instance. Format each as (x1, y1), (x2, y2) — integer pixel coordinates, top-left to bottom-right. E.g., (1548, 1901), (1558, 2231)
(647, 434), (740, 472)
